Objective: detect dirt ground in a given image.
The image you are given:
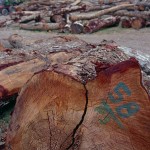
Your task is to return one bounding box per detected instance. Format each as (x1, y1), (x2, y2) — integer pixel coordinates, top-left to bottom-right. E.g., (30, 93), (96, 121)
(0, 27), (150, 55)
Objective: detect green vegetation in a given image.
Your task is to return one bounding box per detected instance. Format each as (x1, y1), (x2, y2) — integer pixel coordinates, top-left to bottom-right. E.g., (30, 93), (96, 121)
(0, 94), (17, 125)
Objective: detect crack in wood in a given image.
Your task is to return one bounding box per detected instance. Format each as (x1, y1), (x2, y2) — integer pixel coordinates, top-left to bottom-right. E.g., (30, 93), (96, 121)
(66, 84), (88, 150)
(47, 111), (52, 150)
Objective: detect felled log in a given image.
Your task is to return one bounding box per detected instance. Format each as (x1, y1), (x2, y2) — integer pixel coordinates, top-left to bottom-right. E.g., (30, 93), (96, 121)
(71, 0), (81, 6)
(10, 11), (41, 23)
(114, 10), (150, 20)
(0, 36), (93, 99)
(84, 5), (111, 12)
(27, 4), (39, 11)
(50, 15), (66, 25)
(119, 16), (147, 29)
(99, 0), (125, 5)
(52, 5), (86, 15)
(70, 4), (134, 21)
(70, 22), (84, 34)
(99, 0), (130, 5)
(6, 57), (150, 149)
(42, 17), (51, 23)
(136, 2), (150, 11)
(0, 37), (131, 100)
(20, 22), (63, 31)
(8, 34), (23, 48)
(131, 17), (146, 29)
(120, 17), (131, 28)
(83, 16), (120, 33)
(19, 14), (41, 23)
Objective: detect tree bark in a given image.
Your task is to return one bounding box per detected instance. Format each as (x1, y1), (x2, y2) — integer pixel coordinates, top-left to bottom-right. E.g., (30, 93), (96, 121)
(84, 5), (111, 12)
(69, 4), (134, 21)
(71, 0), (81, 6)
(83, 16), (120, 33)
(20, 22), (63, 31)
(114, 10), (150, 20)
(52, 5), (86, 15)
(0, 37), (130, 100)
(50, 15), (66, 27)
(19, 14), (41, 23)
(6, 58), (150, 150)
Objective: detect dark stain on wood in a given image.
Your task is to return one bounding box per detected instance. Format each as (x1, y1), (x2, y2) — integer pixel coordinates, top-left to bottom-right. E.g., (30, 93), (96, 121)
(102, 57), (139, 76)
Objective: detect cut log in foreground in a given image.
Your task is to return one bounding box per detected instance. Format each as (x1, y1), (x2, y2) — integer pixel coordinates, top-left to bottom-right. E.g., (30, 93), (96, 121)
(0, 37), (130, 100)
(6, 58), (150, 150)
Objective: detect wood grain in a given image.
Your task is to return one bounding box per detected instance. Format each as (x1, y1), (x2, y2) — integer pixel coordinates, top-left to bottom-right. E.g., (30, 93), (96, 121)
(6, 59), (150, 150)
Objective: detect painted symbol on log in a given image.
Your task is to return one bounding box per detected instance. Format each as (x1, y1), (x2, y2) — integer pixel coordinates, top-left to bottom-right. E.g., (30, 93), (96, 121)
(95, 82), (140, 128)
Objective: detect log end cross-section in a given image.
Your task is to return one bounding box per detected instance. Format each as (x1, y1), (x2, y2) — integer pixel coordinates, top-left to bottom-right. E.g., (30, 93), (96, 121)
(6, 59), (150, 150)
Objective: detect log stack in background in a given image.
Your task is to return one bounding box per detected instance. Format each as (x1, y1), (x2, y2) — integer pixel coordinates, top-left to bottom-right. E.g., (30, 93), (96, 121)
(1, 0), (150, 33)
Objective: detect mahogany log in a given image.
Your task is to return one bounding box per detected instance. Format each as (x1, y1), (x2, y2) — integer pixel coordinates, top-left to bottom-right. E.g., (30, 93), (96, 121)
(6, 58), (150, 150)
(83, 16), (120, 33)
(120, 17), (131, 28)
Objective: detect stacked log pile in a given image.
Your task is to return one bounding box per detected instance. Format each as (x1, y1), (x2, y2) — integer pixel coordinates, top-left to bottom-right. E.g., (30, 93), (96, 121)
(1, 0), (150, 33)
(0, 35), (149, 149)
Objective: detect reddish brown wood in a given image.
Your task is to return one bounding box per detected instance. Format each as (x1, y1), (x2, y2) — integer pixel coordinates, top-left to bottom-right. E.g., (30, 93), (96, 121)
(131, 17), (146, 29)
(83, 16), (120, 33)
(6, 59), (150, 150)
(70, 4), (134, 21)
(52, 5), (86, 15)
(0, 44), (5, 51)
(19, 14), (41, 23)
(120, 17), (131, 28)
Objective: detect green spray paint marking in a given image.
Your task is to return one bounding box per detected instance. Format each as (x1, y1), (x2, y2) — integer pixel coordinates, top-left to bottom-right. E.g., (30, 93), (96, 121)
(95, 82), (140, 128)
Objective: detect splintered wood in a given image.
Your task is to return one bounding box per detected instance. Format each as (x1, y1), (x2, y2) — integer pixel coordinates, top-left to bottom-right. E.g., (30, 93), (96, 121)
(6, 59), (150, 150)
